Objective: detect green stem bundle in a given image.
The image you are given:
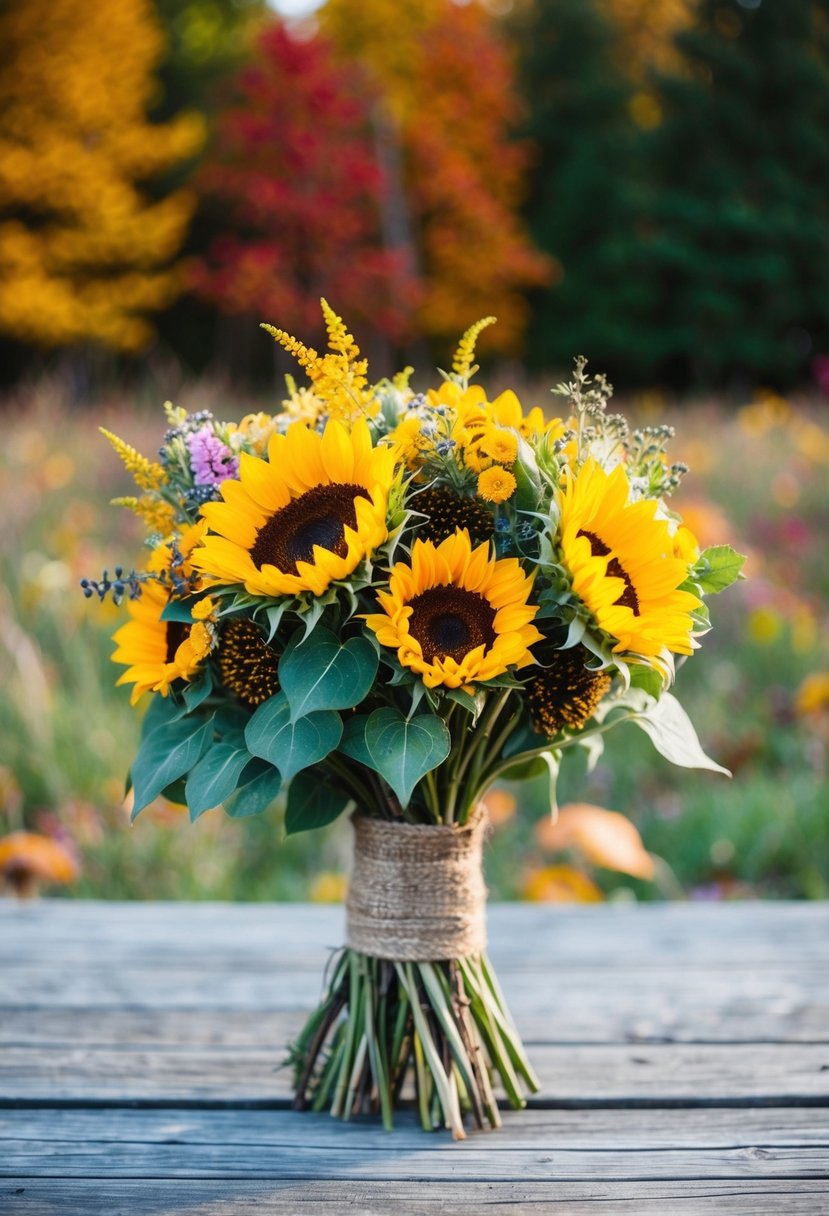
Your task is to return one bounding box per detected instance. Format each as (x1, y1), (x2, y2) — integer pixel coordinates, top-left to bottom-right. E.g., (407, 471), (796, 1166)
(289, 948), (539, 1139)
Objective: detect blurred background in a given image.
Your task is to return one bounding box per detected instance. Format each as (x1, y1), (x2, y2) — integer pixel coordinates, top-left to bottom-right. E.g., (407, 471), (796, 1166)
(1, 0), (827, 905)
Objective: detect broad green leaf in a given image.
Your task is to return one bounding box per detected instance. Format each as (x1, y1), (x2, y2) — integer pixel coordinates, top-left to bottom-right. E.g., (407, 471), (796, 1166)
(693, 545), (746, 595)
(160, 598), (198, 624)
(285, 771), (351, 835)
(365, 708), (451, 807)
(631, 692), (731, 776)
(185, 740), (253, 820)
(131, 715), (214, 819)
(339, 715), (374, 769)
(629, 664), (664, 701)
(183, 671), (213, 713)
(224, 760), (282, 818)
(140, 691), (181, 738)
(245, 691), (342, 781)
(279, 626), (378, 719)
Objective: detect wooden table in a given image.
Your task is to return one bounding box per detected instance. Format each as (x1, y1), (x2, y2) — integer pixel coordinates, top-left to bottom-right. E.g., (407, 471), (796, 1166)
(1, 900), (828, 1213)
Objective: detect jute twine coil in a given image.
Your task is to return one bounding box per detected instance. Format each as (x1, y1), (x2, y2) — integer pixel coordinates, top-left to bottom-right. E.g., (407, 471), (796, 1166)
(345, 808), (489, 962)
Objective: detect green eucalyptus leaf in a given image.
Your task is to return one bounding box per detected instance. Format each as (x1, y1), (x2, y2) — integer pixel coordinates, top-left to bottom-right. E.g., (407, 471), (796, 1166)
(131, 714), (214, 819)
(631, 692), (731, 776)
(364, 708), (451, 807)
(285, 771), (351, 835)
(185, 740), (253, 820)
(224, 760), (282, 818)
(279, 626), (378, 719)
(245, 691), (342, 781)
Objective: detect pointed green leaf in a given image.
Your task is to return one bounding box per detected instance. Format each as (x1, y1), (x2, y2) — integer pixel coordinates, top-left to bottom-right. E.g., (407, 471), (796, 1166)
(631, 692), (731, 776)
(183, 670), (213, 713)
(339, 715), (373, 769)
(185, 741), (253, 820)
(131, 715), (214, 819)
(285, 771), (351, 835)
(279, 626), (378, 719)
(245, 691), (342, 781)
(224, 760), (282, 818)
(364, 708), (451, 807)
(693, 545), (747, 595)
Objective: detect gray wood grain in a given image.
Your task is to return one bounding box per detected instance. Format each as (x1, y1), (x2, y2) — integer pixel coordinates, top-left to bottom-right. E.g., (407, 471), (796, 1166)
(2, 1040), (828, 1105)
(2, 1178), (829, 1215)
(2, 900), (828, 1211)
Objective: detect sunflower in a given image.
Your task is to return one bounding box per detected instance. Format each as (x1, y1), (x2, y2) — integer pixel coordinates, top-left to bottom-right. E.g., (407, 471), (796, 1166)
(191, 419), (396, 599)
(111, 524), (209, 705)
(525, 646), (613, 737)
(558, 459), (702, 657)
(218, 618), (281, 706)
(365, 530), (542, 689)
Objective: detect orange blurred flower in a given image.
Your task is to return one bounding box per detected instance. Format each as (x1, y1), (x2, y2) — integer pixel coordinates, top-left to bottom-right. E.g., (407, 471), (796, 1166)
(0, 831), (78, 898)
(535, 802), (655, 881)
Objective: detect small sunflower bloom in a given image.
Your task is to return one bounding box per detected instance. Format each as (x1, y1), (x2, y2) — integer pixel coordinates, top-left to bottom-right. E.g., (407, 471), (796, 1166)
(477, 466), (517, 504)
(365, 530), (541, 689)
(481, 428), (519, 466)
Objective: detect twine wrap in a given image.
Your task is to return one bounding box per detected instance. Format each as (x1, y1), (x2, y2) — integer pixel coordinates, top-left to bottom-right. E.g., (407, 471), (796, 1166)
(345, 810), (488, 961)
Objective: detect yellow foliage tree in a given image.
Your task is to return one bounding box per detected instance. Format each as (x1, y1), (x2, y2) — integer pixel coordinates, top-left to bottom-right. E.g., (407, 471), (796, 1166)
(0, 0), (204, 352)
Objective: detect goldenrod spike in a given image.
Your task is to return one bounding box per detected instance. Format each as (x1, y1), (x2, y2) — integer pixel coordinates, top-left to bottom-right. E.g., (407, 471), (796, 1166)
(100, 428), (165, 491)
(320, 298), (359, 361)
(452, 316), (497, 381)
(393, 366), (415, 391)
(260, 323), (320, 373)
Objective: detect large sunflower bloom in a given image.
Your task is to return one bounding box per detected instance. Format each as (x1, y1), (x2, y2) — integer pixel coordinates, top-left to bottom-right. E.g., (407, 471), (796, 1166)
(365, 530), (542, 689)
(558, 459), (702, 658)
(111, 523), (208, 705)
(191, 419), (395, 598)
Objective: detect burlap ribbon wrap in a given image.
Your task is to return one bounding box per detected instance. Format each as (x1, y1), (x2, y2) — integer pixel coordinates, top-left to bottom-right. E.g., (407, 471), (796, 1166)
(345, 808), (488, 962)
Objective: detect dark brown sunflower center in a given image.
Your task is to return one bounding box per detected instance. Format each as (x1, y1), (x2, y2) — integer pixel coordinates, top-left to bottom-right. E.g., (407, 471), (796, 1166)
(577, 529), (640, 616)
(249, 483), (369, 575)
(408, 586), (497, 664)
(414, 487), (494, 547)
(526, 647), (613, 737)
(165, 620), (190, 665)
(219, 618), (280, 706)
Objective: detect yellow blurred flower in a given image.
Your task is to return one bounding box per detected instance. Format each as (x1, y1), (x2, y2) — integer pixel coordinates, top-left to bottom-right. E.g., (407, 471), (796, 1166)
(748, 606), (782, 645)
(310, 872), (348, 903)
(795, 672), (829, 716)
(521, 864), (604, 903)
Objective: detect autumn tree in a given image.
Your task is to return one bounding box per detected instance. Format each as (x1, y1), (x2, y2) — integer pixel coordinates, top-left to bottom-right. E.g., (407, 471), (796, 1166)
(320, 0), (551, 357)
(190, 20), (418, 346)
(0, 0), (204, 353)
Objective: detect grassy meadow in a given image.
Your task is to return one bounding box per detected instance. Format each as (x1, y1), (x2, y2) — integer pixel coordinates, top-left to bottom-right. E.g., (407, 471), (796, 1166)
(1, 376), (827, 903)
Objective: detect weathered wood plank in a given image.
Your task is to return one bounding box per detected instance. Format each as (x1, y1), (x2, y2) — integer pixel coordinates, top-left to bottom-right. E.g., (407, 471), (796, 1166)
(3, 1138), (828, 1182)
(2, 1178), (829, 1215)
(3, 901), (828, 967)
(2, 1042), (827, 1105)
(2, 988), (825, 1048)
(3, 968), (825, 1051)
(3, 1106), (828, 1151)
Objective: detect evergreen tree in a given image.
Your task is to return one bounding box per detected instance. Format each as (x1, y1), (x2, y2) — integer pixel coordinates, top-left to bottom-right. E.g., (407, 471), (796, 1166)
(642, 0), (829, 387)
(512, 0), (646, 378)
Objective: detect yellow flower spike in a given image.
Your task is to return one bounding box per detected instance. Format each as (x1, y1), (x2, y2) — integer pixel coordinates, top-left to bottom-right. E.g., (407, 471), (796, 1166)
(452, 316), (497, 381)
(100, 428), (166, 492)
(365, 530), (541, 690)
(260, 323), (321, 376)
(111, 495), (177, 535)
(477, 466), (517, 504)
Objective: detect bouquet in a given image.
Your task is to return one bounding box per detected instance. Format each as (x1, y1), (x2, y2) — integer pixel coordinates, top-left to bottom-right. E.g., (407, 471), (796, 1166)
(87, 304), (743, 1138)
